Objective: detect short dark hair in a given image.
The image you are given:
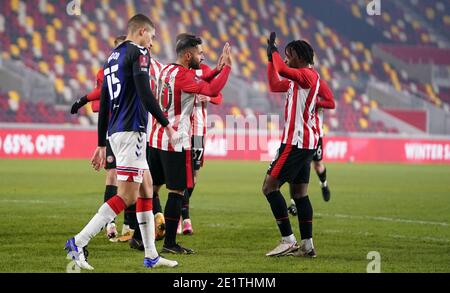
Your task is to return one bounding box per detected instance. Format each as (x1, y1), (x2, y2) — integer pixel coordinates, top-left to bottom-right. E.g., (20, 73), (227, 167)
(175, 33), (202, 55)
(114, 35), (126, 46)
(285, 40), (315, 65)
(127, 14), (154, 34)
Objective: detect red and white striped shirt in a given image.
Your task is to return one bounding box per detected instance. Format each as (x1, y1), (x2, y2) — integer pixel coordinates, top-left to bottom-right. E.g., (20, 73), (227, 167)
(192, 64), (223, 137)
(316, 79), (335, 138)
(149, 63), (231, 152)
(147, 58), (164, 142)
(268, 52), (322, 150)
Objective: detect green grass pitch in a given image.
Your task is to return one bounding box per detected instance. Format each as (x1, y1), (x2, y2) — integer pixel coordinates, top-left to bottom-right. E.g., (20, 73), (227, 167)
(0, 159), (449, 272)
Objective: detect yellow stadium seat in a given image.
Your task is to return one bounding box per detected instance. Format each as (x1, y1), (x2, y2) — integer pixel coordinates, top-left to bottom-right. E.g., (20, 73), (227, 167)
(362, 106), (370, 115)
(77, 72), (87, 84)
(351, 4), (361, 18)
(347, 86), (356, 97)
(91, 66), (98, 77)
(230, 7), (238, 17)
(242, 0), (250, 13)
(81, 28), (89, 39)
(315, 33), (325, 50)
(32, 32), (42, 50)
(344, 93), (352, 104)
(88, 21), (96, 33)
(426, 8), (435, 19)
(25, 16), (34, 29)
(421, 33), (430, 43)
(364, 49), (372, 62)
(8, 90), (20, 102)
(17, 37), (27, 49)
(151, 9), (160, 23)
(444, 15), (450, 25)
(342, 47), (350, 58)
(88, 36), (99, 54)
(46, 3), (55, 14)
(220, 33), (228, 42)
(127, 3), (136, 19)
(152, 41), (161, 55)
(231, 106), (242, 116)
(363, 62), (370, 72)
(211, 38), (220, 49)
(10, 44), (20, 57)
(259, 82), (267, 92)
(54, 79), (65, 94)
(11, 0), (19, 12)
(46, 25), (56, 44)
(209, 51), (218, 62)
(391, 25), (399, 35)
(351, 60), (360, 71)
(238, 53), (246, 63)
(249, 9), (257, 20)
(370, 100), (378, 109)
(109, 10), (117, 20)
(412, 20), (421, 29)
(53, 18), (62, 30)
(260, 48), (268, 64)
(247, 61), (255, 71)
(181, 11), (191, 25)
(229, 26), (237, 36)
(69, 48), (79, 61)
(323, 124), (330, 135)
(39, 61), (49, 74)
(55, 55), (65, 66)
(320, 67), (331, 81)
(359, 118), (368, 129)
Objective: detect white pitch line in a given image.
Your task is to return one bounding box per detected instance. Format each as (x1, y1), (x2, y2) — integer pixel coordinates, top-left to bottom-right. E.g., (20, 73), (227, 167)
(323, 229), (449, 243)
(0, 199), (48, 204)
(316, 213), (449, 227)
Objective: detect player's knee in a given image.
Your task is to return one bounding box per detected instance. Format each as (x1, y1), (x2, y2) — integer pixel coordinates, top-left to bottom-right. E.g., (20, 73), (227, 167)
(291, 193), (306, 199)
(262, 183), (275, 196)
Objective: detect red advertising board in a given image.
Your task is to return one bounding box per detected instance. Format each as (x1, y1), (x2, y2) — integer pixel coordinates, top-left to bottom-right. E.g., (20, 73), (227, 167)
(1, 128), (450, 164)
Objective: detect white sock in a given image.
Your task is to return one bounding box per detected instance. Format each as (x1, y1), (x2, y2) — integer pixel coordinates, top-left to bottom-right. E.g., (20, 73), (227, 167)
(301, 238), (314, 251)
(282, 234), (297, 244)
(75, 202), (118, 247)
(290, 199), (296, 205)
(137, 210), (159, 259)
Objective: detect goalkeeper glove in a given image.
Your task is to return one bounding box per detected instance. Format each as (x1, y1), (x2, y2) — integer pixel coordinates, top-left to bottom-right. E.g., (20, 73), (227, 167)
(70, 95), (88, 114)
(267, 32), (278, 62)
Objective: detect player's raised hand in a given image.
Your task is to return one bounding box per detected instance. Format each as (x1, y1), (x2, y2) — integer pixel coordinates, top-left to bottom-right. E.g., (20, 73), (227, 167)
(267, 32), (278, 61)
(216, 43), (229, 71)
(223, 43), (232, 67)
(90, 146), (106, 171)
(70, 96), (88, 114)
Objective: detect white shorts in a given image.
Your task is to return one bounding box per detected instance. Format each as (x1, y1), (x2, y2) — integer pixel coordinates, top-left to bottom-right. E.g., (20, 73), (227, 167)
(109, 131), (148, 183)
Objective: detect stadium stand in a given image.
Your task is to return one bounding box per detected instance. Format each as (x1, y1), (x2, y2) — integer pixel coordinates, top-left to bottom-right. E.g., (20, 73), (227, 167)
(1, 0), (449, 135)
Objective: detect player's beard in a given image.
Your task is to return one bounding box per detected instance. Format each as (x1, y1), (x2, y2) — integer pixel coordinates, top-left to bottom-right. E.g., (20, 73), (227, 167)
(189, 58), (201, 70)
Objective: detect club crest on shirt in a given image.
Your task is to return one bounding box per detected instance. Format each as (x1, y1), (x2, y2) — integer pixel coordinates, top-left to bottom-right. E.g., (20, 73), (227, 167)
(107, 155), (115, 163)
(139, 55), (149, 68)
